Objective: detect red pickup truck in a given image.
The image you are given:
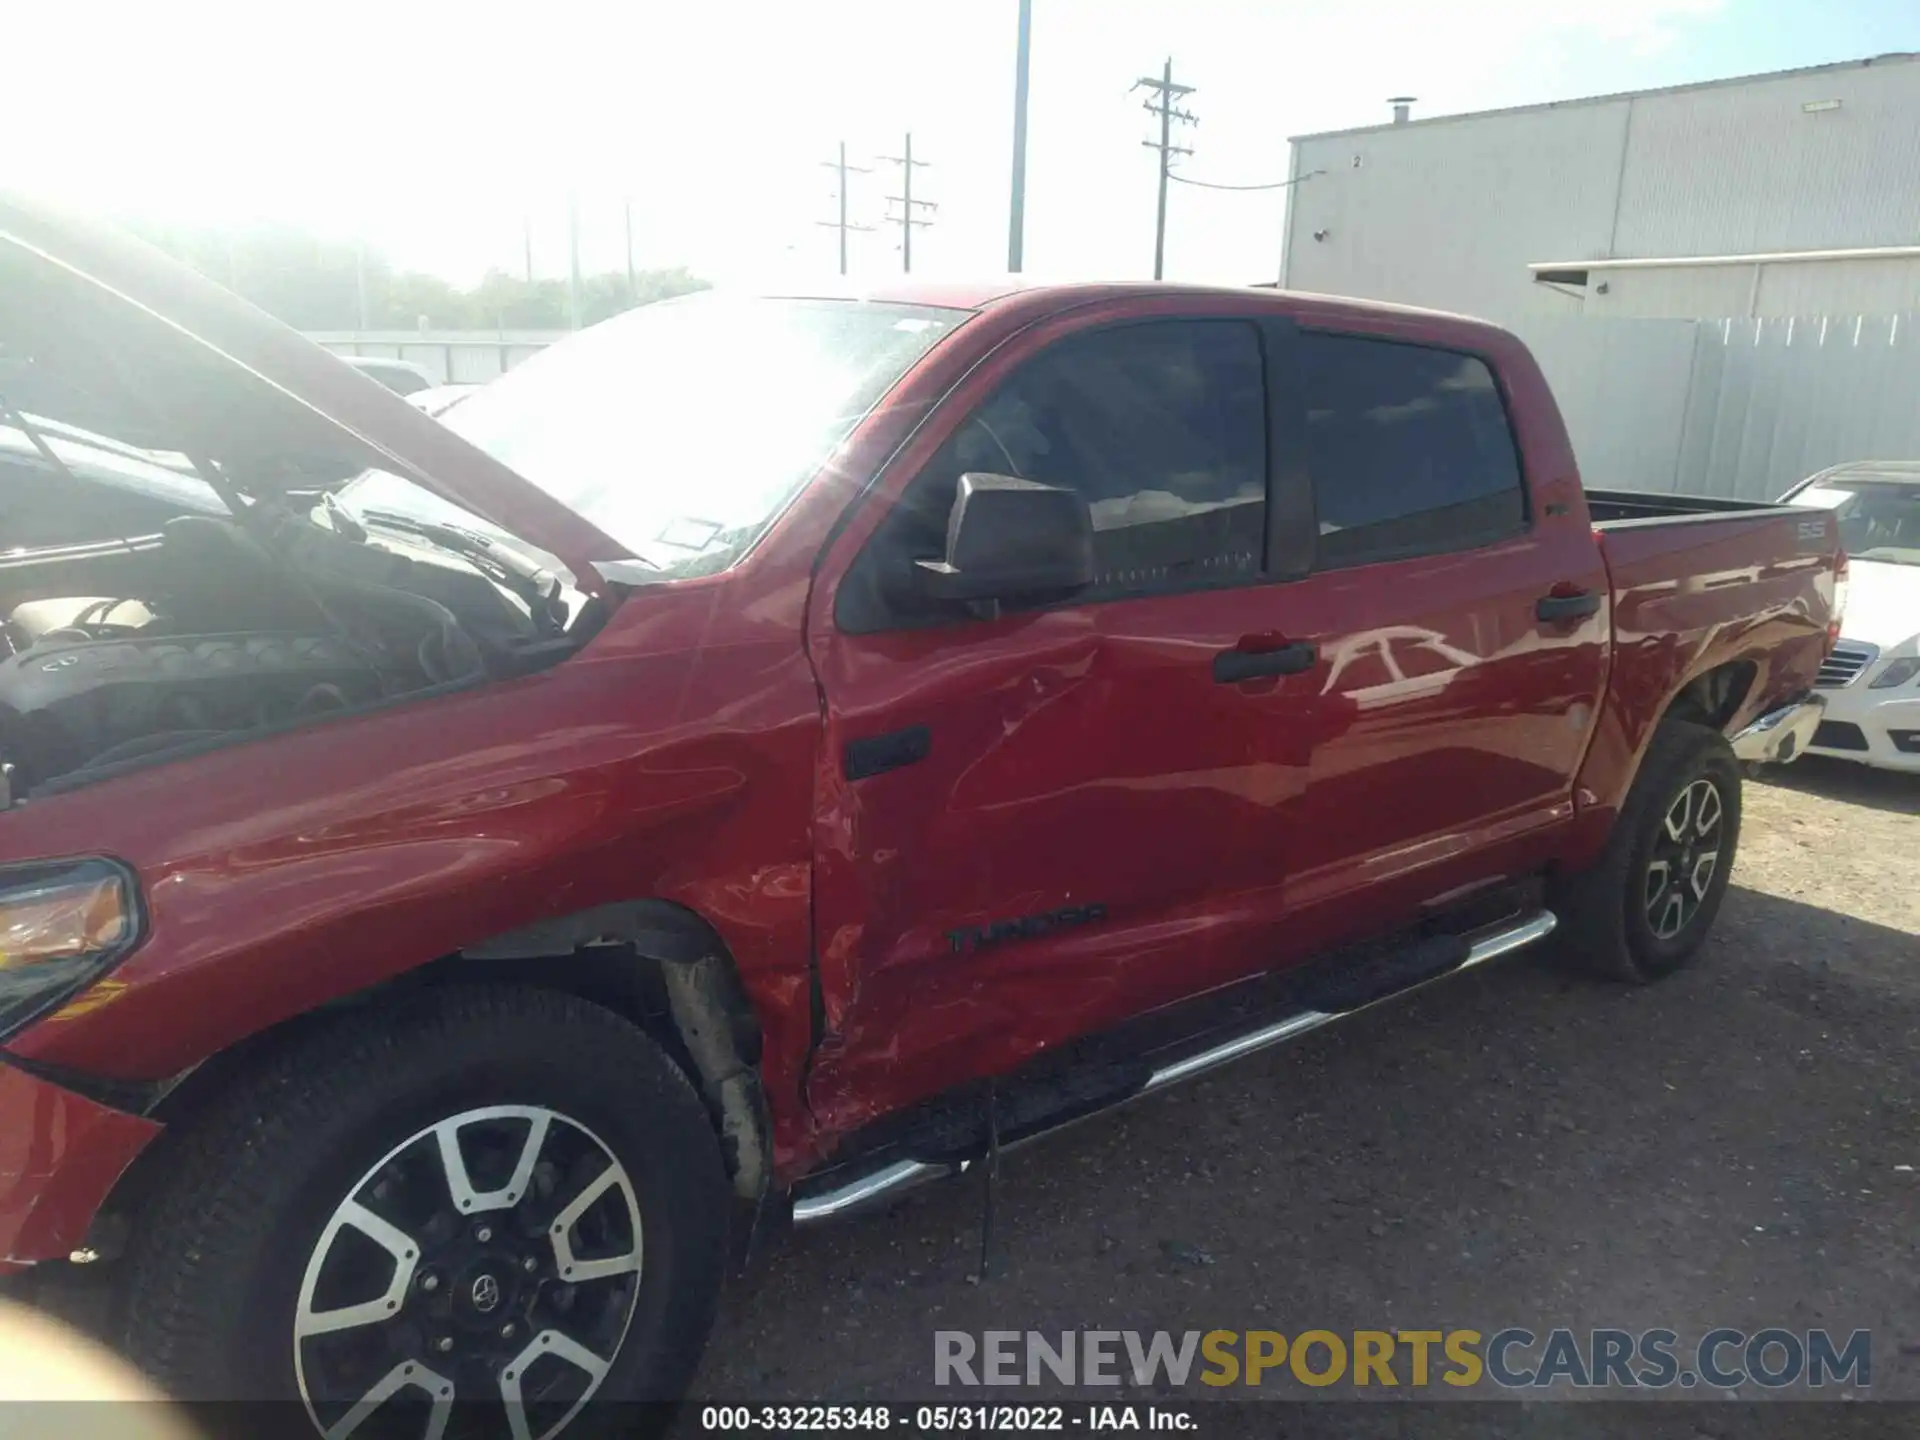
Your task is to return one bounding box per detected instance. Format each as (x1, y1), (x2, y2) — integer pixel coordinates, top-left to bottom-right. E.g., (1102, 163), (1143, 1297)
(0, 198), (1837, 1427)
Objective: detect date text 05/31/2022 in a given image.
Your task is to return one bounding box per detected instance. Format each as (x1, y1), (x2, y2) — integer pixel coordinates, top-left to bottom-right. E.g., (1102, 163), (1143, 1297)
(700, 1405), (1193, 1432)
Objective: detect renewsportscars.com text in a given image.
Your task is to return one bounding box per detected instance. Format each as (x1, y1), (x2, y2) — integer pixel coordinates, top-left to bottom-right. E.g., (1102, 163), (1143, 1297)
(933, 1328), (1871, 1391)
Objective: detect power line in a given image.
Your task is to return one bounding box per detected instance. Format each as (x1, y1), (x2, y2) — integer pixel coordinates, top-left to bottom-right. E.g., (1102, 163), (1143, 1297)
(1133, 58), (1197, 281)
(566, 193), (581, 330)
(1169, 168), (1326, 192)
(623, 198), (636, 302)
(878, 132), (936, 274)
(818, 141), (875, 277)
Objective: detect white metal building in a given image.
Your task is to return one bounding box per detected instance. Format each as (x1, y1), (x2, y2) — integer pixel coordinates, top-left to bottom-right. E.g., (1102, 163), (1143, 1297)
(1280, 53), (1920, 328)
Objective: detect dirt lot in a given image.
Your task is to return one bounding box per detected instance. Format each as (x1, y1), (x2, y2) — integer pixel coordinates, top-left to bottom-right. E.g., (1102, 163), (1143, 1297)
(690, 756), (1920, 1430)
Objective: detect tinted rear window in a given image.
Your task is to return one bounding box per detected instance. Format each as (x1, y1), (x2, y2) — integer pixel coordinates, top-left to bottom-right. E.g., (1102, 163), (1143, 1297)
(1301, 334), (1524, 568)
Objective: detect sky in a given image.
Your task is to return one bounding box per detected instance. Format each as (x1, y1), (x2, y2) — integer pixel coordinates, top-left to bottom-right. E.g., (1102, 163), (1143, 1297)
(3, 0), (1914, 290)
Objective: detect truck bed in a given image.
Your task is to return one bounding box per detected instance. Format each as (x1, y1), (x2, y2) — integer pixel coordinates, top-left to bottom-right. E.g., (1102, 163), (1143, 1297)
(1577, 492), (1837, 823)
(1585, 487), (1801, 526)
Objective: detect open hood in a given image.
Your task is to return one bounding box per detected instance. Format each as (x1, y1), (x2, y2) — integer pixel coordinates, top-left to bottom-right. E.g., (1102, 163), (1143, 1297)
(0, 193), (623, 593)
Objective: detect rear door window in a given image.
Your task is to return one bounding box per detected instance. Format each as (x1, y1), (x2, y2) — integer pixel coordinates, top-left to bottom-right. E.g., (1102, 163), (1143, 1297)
(1300, 334), (1524, 569)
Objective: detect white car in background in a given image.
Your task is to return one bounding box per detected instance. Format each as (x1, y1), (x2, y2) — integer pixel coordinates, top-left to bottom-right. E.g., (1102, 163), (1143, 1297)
(1785, 461), (1920, 772)
(405, 382), (480, 418)
(341, 355), (436, 396)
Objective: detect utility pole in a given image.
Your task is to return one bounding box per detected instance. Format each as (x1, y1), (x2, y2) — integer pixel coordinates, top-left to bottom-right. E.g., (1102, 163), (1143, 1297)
(879, 133), (936, 273)
(1008, 0), (1032, 272)
(624, 198), (637, 303)
(354, 238), (369, 332)
(817, 141), (874, 276)
(566, 194), (582, 330)
(1134, 58), (1197, 280)
(523, 214), (534, 284)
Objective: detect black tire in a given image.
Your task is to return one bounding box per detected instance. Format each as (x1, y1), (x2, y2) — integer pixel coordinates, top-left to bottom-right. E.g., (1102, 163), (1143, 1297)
(118, 985), (728, 1434)
(1552, 718), (1742, 984)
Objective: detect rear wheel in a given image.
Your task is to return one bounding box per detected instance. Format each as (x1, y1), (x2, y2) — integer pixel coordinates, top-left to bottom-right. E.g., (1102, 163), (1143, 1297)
(1553, 719), (1742, 983)
(119, 985), (728, 1437)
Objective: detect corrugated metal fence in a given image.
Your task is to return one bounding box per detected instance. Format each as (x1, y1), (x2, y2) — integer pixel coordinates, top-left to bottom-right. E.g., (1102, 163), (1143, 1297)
(1519, 312), (1920, 501)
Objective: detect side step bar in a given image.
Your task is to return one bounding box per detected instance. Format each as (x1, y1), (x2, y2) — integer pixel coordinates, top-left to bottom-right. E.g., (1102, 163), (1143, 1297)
(791, 908), (1558, 1226)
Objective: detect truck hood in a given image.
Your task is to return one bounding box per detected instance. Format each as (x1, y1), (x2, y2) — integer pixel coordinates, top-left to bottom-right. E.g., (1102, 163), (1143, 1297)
(0, 193), (625, 593)
(1840, 558), (1920, 649)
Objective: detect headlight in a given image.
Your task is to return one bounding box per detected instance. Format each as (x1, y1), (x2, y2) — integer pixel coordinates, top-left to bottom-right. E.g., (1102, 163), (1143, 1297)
(1871, 656), (1920, 689)
(0, 859), (141, 1040)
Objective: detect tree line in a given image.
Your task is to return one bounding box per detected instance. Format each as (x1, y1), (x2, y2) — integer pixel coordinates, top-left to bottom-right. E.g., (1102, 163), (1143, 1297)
(125, 221), (709, 332)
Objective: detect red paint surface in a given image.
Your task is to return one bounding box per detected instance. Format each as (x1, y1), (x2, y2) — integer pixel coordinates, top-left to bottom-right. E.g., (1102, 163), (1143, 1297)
(0, 1062), (160, 1267)
(0, 260), (1838, 1250)
(1562, 512), (1835, 869)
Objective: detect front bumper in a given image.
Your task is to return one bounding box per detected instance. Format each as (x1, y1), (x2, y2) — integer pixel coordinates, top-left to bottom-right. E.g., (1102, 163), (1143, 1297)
(1731, 693), (1825, 765)
(1805, 687), (1920, 774)
(0, 1059), (160, 1270)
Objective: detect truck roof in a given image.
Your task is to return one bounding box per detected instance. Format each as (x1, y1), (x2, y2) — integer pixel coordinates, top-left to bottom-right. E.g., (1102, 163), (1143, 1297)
(761, 276), (1501, 334)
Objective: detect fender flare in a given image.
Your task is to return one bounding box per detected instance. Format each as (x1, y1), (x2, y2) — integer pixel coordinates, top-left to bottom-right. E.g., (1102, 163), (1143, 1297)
(463, 900), (771, 1201)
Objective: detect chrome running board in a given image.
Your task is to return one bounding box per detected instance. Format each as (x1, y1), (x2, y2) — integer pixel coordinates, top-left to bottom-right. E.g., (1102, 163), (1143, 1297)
(790, 908), (1558, 1227)
(791, 1158), (948, 1225)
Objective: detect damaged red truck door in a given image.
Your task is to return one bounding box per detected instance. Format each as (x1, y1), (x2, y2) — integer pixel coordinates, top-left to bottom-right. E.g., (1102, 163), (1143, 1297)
(806, 305), (1314, 1129)
(803, 298), (1617, 1134)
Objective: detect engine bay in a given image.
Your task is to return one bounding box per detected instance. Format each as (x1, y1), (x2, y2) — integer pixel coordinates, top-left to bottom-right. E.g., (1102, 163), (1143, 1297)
(0, 508), (591, 803)
(0, 223), (621, 808)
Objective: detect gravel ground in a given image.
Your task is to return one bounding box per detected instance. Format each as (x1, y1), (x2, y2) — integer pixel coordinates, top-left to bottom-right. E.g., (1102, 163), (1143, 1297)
(688, 756), (1920, 1432)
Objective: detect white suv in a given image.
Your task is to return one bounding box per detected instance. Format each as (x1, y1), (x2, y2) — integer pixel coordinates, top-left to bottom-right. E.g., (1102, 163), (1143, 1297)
(1785, 462), (1920, 773)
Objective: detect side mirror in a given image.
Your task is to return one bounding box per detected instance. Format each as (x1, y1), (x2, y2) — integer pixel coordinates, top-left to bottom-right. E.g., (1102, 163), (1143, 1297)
(914, 472), (1094, 606)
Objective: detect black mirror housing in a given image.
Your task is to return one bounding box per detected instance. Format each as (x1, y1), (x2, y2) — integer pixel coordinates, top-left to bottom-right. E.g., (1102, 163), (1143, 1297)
(914, 473), (1094, 605)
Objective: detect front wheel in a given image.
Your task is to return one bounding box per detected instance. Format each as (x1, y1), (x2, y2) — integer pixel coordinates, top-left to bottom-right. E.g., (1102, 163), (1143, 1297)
(1553, 718), (1742, 983)
(119, 985), (729, 1438)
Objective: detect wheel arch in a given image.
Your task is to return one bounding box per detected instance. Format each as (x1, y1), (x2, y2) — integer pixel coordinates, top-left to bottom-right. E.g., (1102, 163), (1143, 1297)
(1660, 657), (1758, 733)
(1605, 657), (1754, 833)
(1563, 655), (1757, 878)
(91, 899), (772, 1262)
(441, 899), (773, 1203)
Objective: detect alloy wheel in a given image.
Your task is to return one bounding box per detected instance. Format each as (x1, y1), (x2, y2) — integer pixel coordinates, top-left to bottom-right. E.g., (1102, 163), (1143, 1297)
(1643, 776), (1723, 941)
(293, 1104), (643, 1440)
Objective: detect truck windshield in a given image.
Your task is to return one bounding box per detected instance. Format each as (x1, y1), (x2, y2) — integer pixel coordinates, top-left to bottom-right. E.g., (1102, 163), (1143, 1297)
(1793, 479), (1920, 567)
(334, 293), (966, 576)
